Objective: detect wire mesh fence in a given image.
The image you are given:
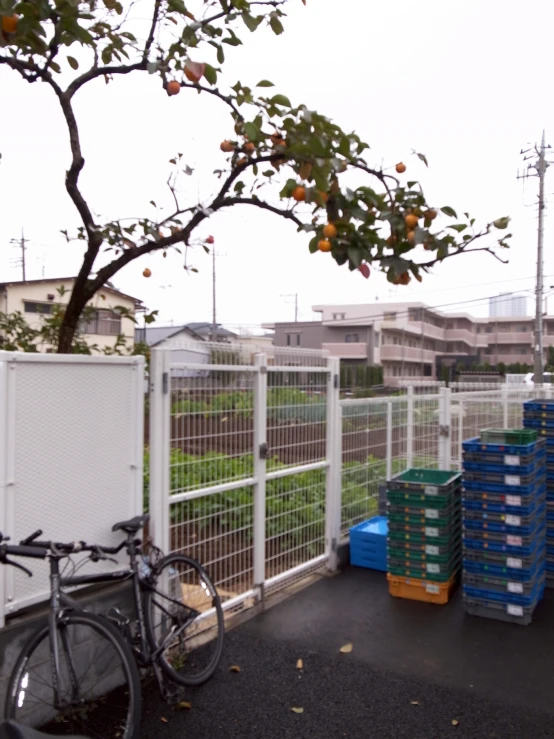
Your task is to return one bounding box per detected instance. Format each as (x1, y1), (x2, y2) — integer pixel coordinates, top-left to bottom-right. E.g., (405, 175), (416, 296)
(151, 342), (554, 608)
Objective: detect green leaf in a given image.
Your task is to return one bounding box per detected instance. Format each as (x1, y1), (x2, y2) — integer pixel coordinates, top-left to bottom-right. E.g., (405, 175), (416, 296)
(242, 13), (263, 32)
(269, 15), (284, 35)
(493, 216), (510, 230)
(308, 237), (319, 254)
(217, 45), (225, 64)
(347, 246), (362, 268)
(50, 61), (61, 74)
(203, 63), (217, 85)
(440, 206), (457, 218)
(269, 94), (291, 108)
(244, 121), (261, 142)
(447, 224), (467, 233)
(223, 36), (242, 46)
(102, 47), (113, 64)
(262, 170), (275, 177)
(256, 80), (274, 87)
(67, 56), (79, 70)
(416, 152), (429, 167)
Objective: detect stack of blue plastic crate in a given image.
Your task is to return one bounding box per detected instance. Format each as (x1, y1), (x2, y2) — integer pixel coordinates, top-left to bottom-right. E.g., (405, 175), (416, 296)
(461, 429), (546, 625)
(523, 400), (554, 588)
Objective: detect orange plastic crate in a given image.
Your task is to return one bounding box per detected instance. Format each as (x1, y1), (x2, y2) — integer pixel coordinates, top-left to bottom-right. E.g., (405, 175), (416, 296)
(387, 572), (458, 605)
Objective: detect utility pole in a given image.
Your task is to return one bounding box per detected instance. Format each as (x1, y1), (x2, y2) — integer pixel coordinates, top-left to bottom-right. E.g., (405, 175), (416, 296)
(281, 293), (298, 321)
(10, 228), (28, 281)
(210, 248), (227, 341)
(518, 132), (552, 383)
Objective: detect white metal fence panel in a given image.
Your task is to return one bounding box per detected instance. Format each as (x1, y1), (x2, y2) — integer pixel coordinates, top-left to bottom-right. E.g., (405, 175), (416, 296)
(339, 390), (441, 539)
(149, 344), (338, 618)
(0, 352), (144, 626)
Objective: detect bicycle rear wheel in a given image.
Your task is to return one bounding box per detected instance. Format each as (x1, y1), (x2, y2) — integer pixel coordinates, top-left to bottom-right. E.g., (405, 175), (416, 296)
(145, 553), (224, 686)
(5, 612), (140, 739)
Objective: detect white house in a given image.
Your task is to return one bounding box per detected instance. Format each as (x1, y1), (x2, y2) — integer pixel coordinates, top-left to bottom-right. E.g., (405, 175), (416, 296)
(0, 277), (142, 353)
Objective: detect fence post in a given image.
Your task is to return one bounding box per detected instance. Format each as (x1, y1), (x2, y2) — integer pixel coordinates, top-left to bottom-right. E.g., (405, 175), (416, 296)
(149, 349), (171, 557)
(438, 387), (452, 470)
(253, 353), (268, 601)
(502, 384), (509, 428)
(325, 357), (341, 572)
(457, 399), (464, 471)
(406, 386), (414, 468)
(386, 401), (393, 481)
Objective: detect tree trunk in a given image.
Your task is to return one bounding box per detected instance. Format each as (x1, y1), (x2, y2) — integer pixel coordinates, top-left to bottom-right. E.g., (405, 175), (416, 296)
(57, 293), (88, 353)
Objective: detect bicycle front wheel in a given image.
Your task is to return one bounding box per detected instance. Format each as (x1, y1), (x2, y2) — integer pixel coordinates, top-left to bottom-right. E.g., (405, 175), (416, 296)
(5, 612), (141, 739)
(145, 553), (224, 686)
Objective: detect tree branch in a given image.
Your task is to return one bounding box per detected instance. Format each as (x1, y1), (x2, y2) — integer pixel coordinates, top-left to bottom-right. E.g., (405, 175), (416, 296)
(87, 192), (302, 295)
(418, 244), (509, 269)
(144, 0), (162, 61)
(66, 60), (145, 98)
(179, 81), (243, 119)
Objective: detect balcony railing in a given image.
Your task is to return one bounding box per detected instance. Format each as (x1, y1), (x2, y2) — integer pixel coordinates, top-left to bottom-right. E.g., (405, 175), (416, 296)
(380, 346), (436, 362)
(322, 342), (367, 358)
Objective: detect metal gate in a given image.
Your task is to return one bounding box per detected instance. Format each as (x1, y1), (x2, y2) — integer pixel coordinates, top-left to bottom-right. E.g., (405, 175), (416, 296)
(148, 343), (340, 618)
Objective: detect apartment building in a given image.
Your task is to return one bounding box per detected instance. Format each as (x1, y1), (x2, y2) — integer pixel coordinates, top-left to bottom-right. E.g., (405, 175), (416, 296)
(489, 293), (528, 318)
(265, 302), (554, 384)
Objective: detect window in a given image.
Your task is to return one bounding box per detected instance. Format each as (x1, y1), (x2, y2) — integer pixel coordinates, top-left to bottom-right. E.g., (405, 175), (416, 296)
(345, 333), (359, 343)
(332, 312), (345, 320)
(286, 334), (301, 346)
(384, 312), (396, 321)
(24, 301), (54, 315)
(374, 332), (380, 347)
(79, 309), (122, 336)
(516, 325), (529, 333)
(485, 326), (493, 334)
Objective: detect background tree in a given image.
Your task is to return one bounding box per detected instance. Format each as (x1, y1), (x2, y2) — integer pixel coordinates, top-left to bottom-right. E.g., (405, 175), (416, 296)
(0, 0), (512, 352)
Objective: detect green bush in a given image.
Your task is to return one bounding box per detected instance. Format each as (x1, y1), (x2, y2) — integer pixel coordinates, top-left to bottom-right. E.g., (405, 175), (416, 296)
(143, 449), (437, 552)
(172, 386), (327, 423)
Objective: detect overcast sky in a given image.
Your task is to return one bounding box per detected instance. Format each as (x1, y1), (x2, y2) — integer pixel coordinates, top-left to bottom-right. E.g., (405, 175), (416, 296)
(1, 0), (553, 331)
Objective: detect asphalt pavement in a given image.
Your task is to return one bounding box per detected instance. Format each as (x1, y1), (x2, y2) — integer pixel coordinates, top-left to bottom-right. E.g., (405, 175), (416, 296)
(141, 567), (554, 738)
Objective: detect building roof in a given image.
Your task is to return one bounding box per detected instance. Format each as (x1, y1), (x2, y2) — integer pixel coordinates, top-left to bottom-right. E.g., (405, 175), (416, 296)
(186, 322), (238, 338)
(0, 277), (142, 306)
(135, 325), (204, 347)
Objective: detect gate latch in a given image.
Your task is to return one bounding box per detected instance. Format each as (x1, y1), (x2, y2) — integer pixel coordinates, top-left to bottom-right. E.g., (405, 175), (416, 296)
(259, 443), (270, 460)
(439, 425), (450, 438)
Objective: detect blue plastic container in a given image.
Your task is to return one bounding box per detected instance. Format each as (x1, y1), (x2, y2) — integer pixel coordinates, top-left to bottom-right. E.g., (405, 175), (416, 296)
(350, 516), (388, 571)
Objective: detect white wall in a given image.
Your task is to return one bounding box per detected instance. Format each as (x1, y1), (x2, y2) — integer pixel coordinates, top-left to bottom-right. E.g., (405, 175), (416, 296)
(2, 280), (137, 352)
(0, 352), (144, 626)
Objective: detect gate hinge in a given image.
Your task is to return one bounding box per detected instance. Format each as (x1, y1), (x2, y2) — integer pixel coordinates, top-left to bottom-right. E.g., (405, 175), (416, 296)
(259, 442), (270, 460)
(331, 537), (337, 553)
(439, 425), (450, 437)
(333, 374), (339, 389)
(162, 372), (169, 394)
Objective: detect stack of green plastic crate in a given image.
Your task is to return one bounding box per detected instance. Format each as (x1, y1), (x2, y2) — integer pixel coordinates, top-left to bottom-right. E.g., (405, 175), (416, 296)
(387, 469), (463, 588)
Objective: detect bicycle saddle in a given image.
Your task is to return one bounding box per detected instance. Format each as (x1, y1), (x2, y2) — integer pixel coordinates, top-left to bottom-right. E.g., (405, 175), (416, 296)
(112, 513), (150, 534)
(0, 722), (87, 739)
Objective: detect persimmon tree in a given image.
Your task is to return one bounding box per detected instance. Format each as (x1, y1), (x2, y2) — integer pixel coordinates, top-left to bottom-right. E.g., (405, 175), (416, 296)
(0, 0), (511, 352)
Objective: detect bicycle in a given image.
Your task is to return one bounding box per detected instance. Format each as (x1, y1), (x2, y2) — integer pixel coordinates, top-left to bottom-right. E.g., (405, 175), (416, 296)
(16, 514), (225, 702)
(0, 534), (141, 739)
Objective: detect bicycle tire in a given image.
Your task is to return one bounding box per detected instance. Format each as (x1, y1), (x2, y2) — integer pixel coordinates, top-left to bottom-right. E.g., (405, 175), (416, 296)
(144, 553), (224, 687)
(5, 612), (141, 739)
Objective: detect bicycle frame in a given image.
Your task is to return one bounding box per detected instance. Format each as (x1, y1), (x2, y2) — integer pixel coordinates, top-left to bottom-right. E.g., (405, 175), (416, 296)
(56, 536), (193, 674)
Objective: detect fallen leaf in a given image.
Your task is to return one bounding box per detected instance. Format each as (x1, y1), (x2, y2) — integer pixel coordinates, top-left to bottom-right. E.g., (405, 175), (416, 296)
(291, 707), (304, 714)
(339, 643), (353, 654)
(411, 700), (419, 705)
(176, 701), (192, 710)
(161, 717), (168, 723)
(296, 659), (303, 670)
(229, 665), (241, 673)
(452, 720), (459, 727)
